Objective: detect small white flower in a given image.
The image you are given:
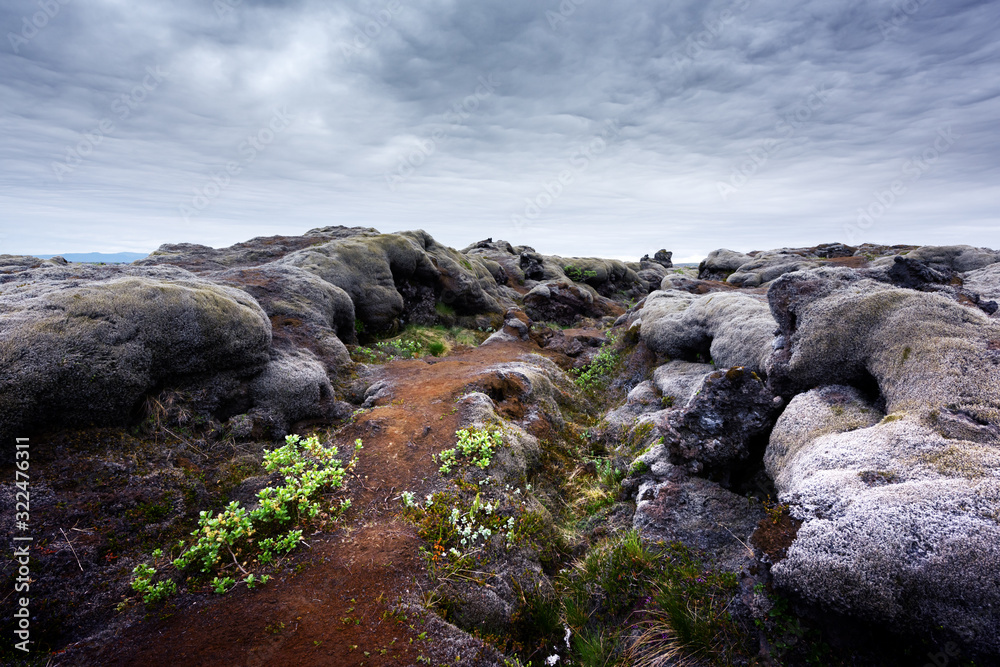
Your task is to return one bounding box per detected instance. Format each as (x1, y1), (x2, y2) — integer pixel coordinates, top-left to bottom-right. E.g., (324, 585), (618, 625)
(546, 655), (560, 665)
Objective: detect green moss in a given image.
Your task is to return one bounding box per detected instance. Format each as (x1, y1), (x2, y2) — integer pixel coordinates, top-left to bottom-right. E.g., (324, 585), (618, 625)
(434, 301), (456, 317)
(918, 445), (994, 479)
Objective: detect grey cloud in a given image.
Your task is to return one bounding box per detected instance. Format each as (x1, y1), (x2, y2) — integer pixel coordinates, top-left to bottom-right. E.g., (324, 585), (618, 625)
(0, 0), (998, 257)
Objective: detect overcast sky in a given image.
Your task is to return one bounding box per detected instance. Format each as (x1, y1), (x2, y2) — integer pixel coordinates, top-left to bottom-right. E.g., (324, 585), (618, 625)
(1, 0), (998, 262)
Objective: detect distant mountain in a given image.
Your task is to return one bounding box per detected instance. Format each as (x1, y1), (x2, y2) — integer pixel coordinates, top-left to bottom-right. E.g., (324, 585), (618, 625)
(35, 252), (149, 264)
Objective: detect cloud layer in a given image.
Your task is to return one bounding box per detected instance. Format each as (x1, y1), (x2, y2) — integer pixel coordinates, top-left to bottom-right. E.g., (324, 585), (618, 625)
(2, 0), (998, 261)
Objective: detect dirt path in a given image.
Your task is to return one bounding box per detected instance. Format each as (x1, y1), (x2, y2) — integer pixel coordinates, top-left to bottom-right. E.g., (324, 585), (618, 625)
(64, 339), (568, 666)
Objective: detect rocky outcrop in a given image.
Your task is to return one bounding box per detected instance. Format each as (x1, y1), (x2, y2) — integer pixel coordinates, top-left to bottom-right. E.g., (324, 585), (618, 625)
(143, 228), (509, 335)
(212, 263), (356, 367)
(522, 281), (622, 326)
(658, 273), (731, 294)
(629, 453), (765, 571)
(862, 254), (1000, 316)
(637, 290), (776, 372)
(762, 263), (1000, 656)
(725, 252), (819, 288)
(766, 396), (1000, 654)
(0, 269), (271, 446)
(697, 243), (926, 289)
(136, 226), (378, 272)
(897, 244), (1000, 274)
(520, 252), (646, 299)
(649, 366), (783, 478)
(767, 266), (1000, 440)
(463, 239), (652, 306)
(280, 230), (506, 333)
(963, 262), (1000, 307)
(640, 249), (674, 269)
(0, 228), (523, 445)
(630, 250), (675, 293)
(698, 249), (752, 281)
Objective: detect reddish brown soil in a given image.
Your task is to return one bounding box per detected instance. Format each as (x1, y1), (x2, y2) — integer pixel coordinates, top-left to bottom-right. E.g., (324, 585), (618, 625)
(64, 338), (568, 666)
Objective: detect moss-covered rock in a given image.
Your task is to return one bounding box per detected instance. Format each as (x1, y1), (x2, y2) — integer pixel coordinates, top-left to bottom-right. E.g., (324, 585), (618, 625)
(767, 414), (1000, 655)
(962, 262), (1000, 306)
(765, 266), (1000, 657)
(639, 290), (775, 372)
(213, 263), (355, 366)
(136, 226), (379, 272)
(0, 272), (271, 446)
(282, 231), (505, 333)
(895, 244), (1000, 274)
(765, 385), (882, 479)
(523, 280), (622, 325)
(767, 267), (1000, 440)
(698, 248), (752, 281)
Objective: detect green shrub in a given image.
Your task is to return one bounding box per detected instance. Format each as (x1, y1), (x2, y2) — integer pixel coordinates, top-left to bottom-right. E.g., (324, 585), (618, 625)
(564, 264), (598, 282)
(130, 564), (176, 604)
(574, 332), (621, 392)
(437, 426), (503, 474)
(354, 339), (422, 363)
(130, 434), (361, 603)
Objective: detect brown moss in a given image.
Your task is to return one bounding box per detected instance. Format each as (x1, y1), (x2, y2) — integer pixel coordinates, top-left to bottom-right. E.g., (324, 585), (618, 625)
(750, 507), (802, 563)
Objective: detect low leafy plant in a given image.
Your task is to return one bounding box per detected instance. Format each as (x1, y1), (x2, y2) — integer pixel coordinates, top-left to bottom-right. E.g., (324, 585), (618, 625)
(354, 338), (423, 363)
(564, 264), (598, 282)
(211, 576), (236, 594)
(130, 564), (176, 604)
(595, 459), (625, 489)
(437, 426), (503, 474)
(574, 332), (621, 392)
(130, 433), (361, 603)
